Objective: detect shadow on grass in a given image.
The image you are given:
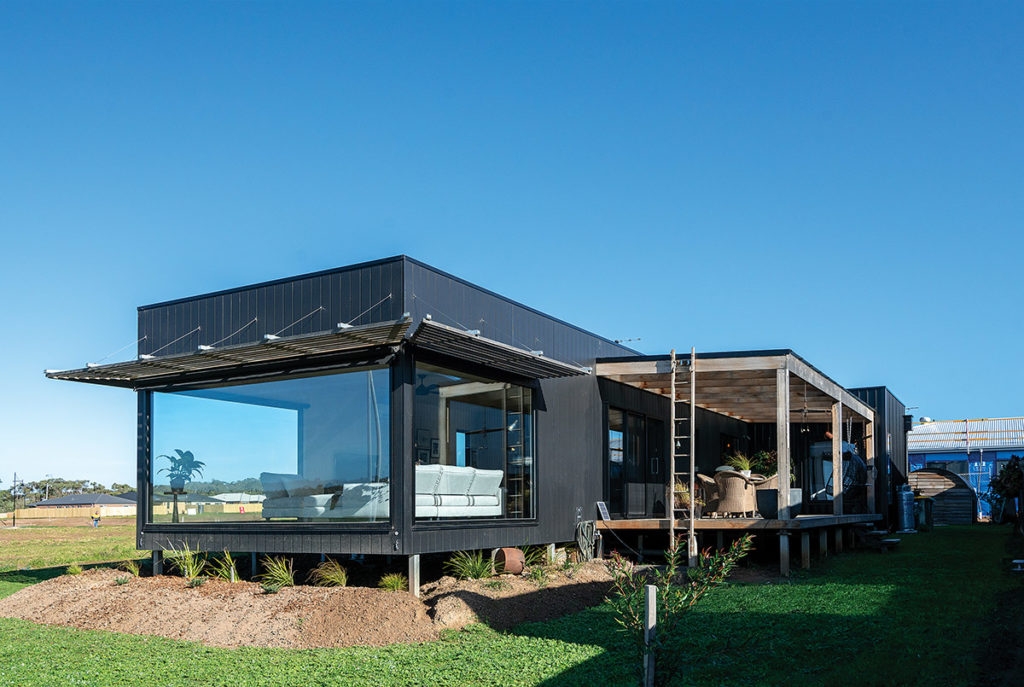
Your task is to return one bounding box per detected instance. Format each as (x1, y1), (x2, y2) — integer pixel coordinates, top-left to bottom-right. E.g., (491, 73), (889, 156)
(0, 557), (149, 586)
(0, 567), (67, 586)
(430, 579), (613, 631)
(507, 526), (1022, 687)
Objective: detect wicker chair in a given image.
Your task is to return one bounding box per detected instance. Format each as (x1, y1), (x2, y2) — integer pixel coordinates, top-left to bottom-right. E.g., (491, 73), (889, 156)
(696, 473), (719, 515)
(713, 470), (758, 517)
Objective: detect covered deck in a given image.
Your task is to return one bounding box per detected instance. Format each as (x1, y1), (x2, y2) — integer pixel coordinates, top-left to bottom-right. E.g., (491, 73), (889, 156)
(595, 349), (877, 575)
(597, 512), (880, 574)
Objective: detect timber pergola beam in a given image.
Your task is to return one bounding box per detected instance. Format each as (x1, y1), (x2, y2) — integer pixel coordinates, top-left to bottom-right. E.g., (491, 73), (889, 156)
(596, 351), (873, 426)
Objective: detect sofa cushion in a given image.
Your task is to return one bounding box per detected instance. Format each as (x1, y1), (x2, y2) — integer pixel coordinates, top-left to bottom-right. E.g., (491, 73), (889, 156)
(264, 494), (335, 510)
(415, 464), (443, 494)
(259, 472), (294, 499)
(468, 469), (503, 496)
(435, 466), (475, 495)
(334, 482), (389, 519)
(280, 475), (324, 497)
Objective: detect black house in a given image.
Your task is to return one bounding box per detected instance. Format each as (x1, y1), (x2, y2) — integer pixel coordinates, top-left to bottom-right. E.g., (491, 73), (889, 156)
(49, 255), (892, 582)
(48, 256), (659, 588)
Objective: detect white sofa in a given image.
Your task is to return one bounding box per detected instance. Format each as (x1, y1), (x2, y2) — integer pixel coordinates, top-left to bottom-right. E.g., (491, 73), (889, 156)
(415, 464), (503, 518)
(259, 464), (504, 520)
(260, 473), (389, 520)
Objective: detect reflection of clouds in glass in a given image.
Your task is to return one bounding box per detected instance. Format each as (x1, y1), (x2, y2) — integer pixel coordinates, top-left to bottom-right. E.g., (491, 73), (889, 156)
(154, 394), (297, 481)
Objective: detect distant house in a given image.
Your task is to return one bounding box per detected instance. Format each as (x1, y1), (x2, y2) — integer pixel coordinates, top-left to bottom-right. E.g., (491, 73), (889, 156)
(34, 494), (136, 508)
(908, 417), (1024, 518)
(213, 492), (266, 504)
(31, 493), (136, 519)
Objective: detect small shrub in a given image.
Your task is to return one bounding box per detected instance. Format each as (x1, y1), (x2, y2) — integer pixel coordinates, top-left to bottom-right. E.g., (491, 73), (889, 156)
(378, 572), (408, 592)
(257, 556), (295, 588)
(308, 558), (348, 587)
(114, 575), (131, 586)
(65, 564), (83, 576)
(260, 582), (281, 595)
(484, 578), (511, 591)
(208, 550), (240, 582)
(527, 566), (549, 588)
(560, 557), (583, 576)
(119, 560), (141, 577)
(165, 542), (206, 581)
(608, 533), (753, 686)
(186, 577), (207, 588)
(521, 545), (548, 568)
(444, 550), (492, 579)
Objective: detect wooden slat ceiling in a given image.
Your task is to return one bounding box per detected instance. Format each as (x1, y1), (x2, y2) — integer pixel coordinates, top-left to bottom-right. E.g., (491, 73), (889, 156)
(597, 354), (872, 424)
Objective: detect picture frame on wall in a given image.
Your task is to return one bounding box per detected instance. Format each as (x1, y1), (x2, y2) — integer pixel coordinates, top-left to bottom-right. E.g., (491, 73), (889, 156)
(416, 449), (429, 464)
(430, 439), (440, 459)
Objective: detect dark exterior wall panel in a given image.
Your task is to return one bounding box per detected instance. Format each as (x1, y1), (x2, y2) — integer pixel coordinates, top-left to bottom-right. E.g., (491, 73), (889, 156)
(139, 530), (394, 556)
(139, 258), (405, 356)
(408, 375), (602, 555)
(403, 259), (635, 366)
(850, 386), (908, 529)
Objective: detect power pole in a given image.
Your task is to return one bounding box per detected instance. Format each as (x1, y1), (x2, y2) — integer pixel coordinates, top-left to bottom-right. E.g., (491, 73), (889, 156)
(11, 473), (25, 528)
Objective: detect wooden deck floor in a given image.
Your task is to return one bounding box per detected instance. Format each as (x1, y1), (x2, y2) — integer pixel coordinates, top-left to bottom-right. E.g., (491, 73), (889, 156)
(597, 513), (881, 575)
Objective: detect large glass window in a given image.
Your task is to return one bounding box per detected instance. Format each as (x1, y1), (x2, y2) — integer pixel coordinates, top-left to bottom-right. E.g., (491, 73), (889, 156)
(149, 367), (390, 523)
(413, 363), (534, 520)
(607, 407), (664, 517)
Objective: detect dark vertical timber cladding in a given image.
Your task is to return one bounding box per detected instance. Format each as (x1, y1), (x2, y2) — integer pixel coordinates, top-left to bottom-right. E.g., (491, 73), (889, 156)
(537, 376), (606, 541)
(850, 386), (907, 530)
(137, 258), (405, 356)
(403, 259), (636, 365)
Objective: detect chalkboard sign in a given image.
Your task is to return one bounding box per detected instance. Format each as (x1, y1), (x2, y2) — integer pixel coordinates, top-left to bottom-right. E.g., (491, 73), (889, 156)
(596, 501), (610, 521)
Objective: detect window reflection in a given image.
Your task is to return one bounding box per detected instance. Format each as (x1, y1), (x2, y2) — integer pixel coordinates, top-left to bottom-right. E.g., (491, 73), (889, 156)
(149, 368), (390, 523)
(413, 363), (534, 519)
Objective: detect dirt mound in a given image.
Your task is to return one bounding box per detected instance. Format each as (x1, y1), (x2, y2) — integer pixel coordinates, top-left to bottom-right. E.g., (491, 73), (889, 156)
(0, 562), (614, 648)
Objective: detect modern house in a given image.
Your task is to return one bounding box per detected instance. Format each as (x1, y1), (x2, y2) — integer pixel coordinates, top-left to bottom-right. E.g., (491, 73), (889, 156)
(908, 417), (1024, 518)
(47, 256), (893, 584)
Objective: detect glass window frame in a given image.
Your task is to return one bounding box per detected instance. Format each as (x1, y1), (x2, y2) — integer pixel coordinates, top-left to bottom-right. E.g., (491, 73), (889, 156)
(144, 363), (393, 527)
(412, 358), (537, 522)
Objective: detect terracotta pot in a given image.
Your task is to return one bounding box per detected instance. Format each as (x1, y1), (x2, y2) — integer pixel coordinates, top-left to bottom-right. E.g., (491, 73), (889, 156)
(495, 547), (525, 575)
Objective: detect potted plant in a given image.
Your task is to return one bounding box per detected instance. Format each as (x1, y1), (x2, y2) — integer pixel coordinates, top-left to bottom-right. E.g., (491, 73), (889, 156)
(158, 449), (206, 493)
(673, 480), (704, 518)
(748, 449), (802, 518)
(725, 453), (752, 477)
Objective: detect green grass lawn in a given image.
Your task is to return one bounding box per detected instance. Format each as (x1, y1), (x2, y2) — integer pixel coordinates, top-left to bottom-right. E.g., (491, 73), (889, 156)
(0, 519), (146, 573)
(1, 524), (1021, 686)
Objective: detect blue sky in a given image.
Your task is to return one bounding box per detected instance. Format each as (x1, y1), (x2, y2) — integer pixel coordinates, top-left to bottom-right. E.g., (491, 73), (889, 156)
(2, 1), (1021, 487)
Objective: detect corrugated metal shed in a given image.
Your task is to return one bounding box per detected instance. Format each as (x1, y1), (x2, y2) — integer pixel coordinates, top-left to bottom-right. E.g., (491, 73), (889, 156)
(908, 417), (1024, 453)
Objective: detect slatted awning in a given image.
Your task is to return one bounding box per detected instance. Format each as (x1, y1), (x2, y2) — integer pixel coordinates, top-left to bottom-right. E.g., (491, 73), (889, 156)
(411, 319), (592, 379)
(45, 318), (412, 389)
